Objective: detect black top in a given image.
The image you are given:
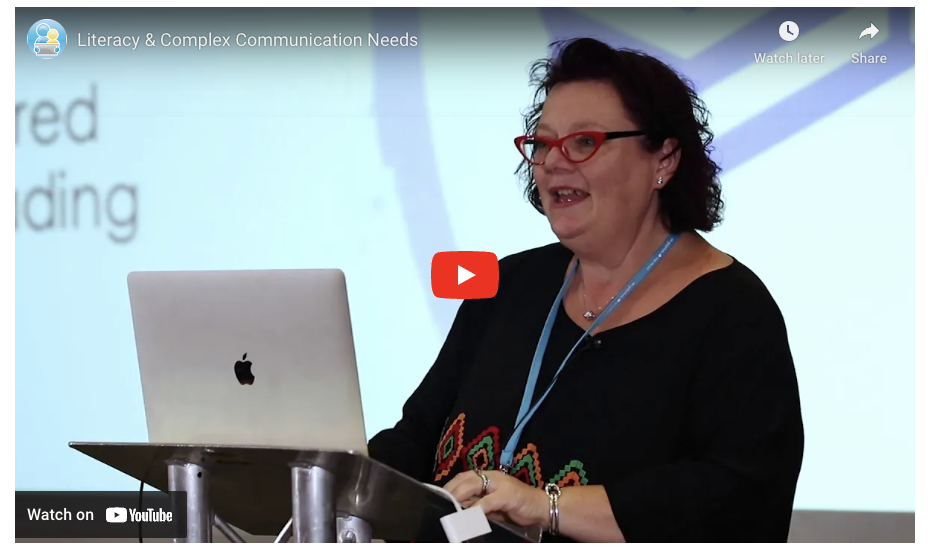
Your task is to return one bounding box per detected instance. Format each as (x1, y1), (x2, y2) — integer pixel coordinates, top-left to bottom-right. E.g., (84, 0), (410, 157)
(368, 242), (804, 543)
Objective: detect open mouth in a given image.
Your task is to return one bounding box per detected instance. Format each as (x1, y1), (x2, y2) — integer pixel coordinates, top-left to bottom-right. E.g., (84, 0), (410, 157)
(551, 188), (590, 207)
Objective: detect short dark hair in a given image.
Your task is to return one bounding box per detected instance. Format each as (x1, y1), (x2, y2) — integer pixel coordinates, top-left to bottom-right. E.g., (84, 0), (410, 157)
(516, 37), (724, 233)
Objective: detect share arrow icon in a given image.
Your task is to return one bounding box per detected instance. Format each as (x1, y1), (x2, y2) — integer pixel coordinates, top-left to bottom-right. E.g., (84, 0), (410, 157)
(859, 23), (879, 39)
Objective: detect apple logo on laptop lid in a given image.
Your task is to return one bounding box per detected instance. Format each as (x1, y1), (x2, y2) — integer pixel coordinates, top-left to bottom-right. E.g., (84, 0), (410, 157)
(234, 353), (254, 386)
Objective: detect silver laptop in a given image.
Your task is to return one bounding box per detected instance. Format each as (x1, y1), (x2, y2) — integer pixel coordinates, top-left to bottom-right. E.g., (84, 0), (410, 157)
(127, 269), (368, 454)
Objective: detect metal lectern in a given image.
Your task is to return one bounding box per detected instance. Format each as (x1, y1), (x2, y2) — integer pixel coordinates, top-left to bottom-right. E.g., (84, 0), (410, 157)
(69, 443), (537, 543)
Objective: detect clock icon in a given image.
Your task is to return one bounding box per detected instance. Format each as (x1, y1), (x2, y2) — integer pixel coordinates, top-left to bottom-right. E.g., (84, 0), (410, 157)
(779, 21), (799, 41)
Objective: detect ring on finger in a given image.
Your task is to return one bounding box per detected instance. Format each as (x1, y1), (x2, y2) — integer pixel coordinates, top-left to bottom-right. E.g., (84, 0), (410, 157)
(475, 469), (490, 495)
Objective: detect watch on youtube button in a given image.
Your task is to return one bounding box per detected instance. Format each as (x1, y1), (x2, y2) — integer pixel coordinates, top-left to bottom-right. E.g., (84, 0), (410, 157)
(431, 251), (499, 299)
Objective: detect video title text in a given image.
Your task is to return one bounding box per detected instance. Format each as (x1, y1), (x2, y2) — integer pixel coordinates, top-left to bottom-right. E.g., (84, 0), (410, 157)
(76, 32), (418, 50)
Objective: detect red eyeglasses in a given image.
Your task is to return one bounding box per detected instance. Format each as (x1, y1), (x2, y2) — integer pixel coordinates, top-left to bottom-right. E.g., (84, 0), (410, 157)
(514, 130), (648, 165)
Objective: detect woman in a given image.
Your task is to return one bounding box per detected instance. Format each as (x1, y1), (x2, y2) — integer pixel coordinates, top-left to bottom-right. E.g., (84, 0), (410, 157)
(368, 37), (804, 543)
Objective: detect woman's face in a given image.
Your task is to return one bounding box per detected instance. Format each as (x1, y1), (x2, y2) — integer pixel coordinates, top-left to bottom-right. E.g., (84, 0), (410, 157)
(533, 80), (668, 247)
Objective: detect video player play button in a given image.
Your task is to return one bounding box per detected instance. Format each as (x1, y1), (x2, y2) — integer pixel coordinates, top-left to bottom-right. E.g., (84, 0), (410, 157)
(431, 251), (499, 299)
(457, 265), (475, 285)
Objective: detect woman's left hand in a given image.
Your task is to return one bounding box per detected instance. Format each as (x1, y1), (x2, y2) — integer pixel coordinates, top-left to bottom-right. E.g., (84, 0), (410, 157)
(443, 470), (549, 528)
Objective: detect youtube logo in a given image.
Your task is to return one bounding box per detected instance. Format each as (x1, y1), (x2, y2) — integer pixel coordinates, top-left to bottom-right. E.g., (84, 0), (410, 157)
(106, 507), (128, 523)
(431, 251), (499, 299)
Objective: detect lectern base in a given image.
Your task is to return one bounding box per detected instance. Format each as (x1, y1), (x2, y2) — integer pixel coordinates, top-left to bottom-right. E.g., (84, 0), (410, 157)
(69, 443), (534, 544)
(290, 464), (336, 543)
(167, 460), (211, 542)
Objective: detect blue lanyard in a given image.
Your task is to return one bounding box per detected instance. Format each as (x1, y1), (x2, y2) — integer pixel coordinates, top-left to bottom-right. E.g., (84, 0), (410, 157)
(498, 234), (680, 470)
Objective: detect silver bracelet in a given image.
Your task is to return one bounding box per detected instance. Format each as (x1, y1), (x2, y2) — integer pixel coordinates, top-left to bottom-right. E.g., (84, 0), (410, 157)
(544, 483), (562, 536)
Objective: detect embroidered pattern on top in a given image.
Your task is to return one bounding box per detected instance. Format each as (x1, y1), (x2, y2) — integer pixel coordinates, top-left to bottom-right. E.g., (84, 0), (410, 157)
(433, 413), (589, 488)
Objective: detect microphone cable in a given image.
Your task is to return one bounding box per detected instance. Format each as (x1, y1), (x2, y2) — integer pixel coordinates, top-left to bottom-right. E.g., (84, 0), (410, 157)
(138, 454), (159, 543)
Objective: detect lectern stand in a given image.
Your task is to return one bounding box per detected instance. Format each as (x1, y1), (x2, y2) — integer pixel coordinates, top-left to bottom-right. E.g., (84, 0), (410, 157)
(69, 443), (537, 543)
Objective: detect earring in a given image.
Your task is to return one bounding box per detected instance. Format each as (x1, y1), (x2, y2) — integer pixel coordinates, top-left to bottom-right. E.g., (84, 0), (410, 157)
(657, 177), (664, 185)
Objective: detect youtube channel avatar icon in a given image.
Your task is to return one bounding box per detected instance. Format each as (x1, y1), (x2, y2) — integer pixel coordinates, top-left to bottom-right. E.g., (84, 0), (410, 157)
(431, 251), (499, 299)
